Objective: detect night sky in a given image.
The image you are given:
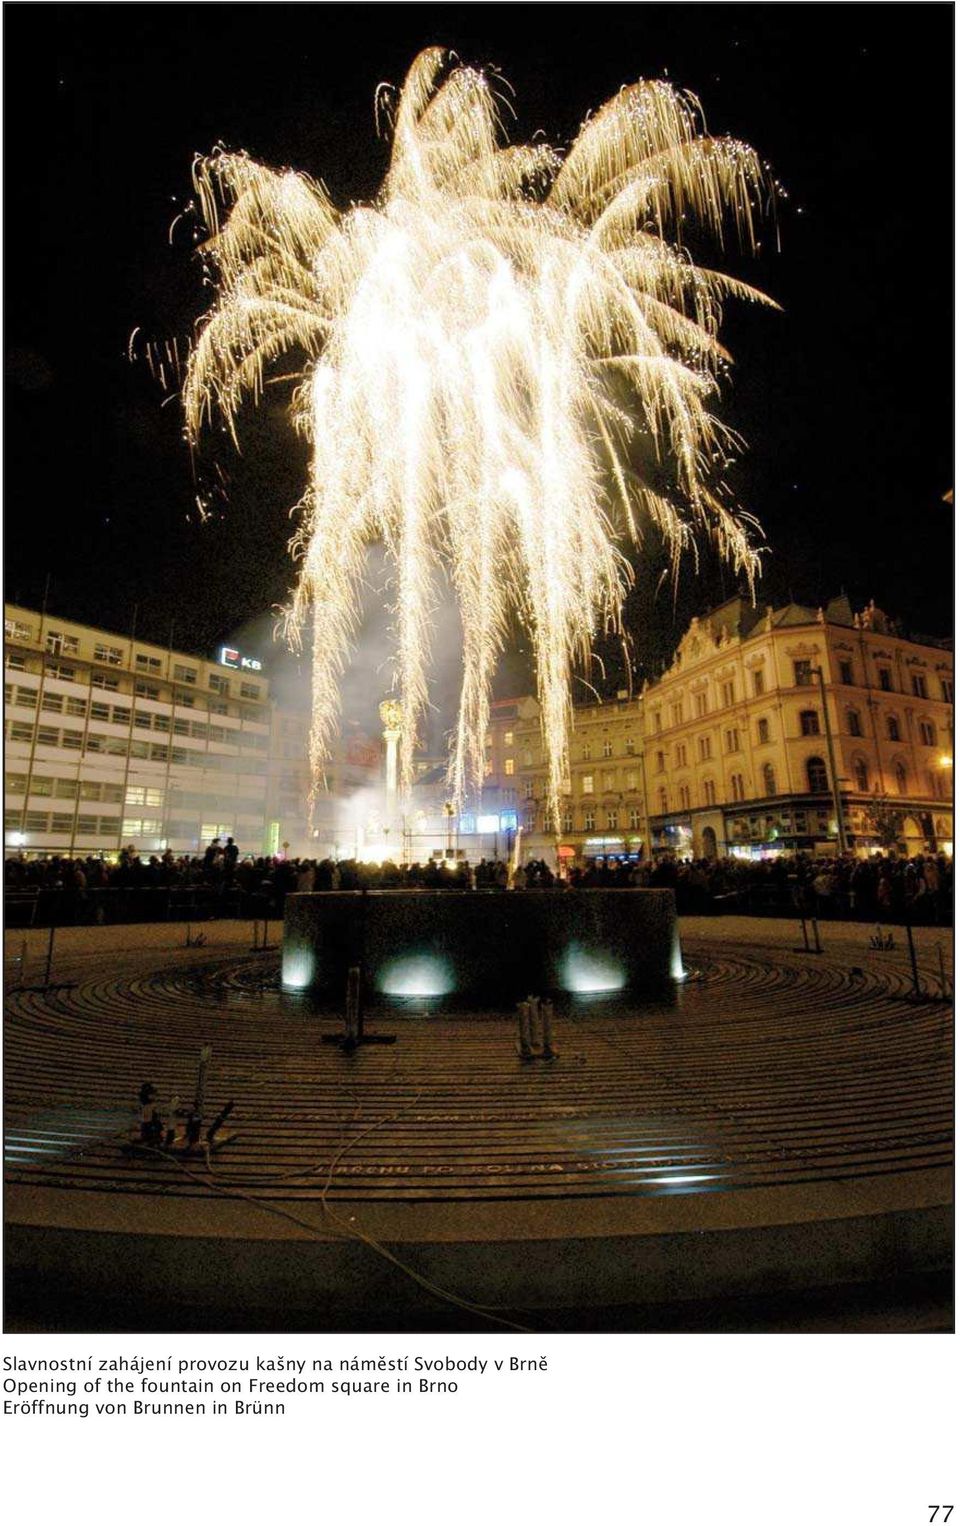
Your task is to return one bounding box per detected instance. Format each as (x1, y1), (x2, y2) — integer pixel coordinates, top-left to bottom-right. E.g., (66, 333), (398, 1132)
(5, 4), (954, 713)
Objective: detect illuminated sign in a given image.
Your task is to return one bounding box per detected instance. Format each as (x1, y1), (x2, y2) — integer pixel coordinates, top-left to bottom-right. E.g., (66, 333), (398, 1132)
(476, 814), (500, 833)
(219, 646), (262, 672)
(499, 811), (518, 831)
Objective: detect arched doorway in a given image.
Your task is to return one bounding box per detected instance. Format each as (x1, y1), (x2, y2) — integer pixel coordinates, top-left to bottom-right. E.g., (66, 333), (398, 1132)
(702, 825), (718, 860)
(901, 815), (924, 855)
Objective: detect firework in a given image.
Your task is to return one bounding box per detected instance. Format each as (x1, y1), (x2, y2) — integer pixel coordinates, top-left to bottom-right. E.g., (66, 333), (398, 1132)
(183, 47), (775, 825)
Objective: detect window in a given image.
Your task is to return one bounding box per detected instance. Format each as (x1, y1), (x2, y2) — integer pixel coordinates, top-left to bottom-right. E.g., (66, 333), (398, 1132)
(61, 729), (83, 750)
(806, 756), (828, 792)
(5, 773), (27, 793)
(886, 715), (900, 742)
(583, 810), (596, 832)
(90, 701), (110, 722)
(839, 659), (854, 686)
(678, 785), (690, 810)
(5, 618), (33, 642)
(762, 763), (776, 796)
(134, 710), (152, 730)
(675, 743), (687, 768)
(911, 674), (928, 699)
(720, 680), (734, 708)
(135, 681), (160, 700)
(65, 696), (86, 716)
(176, 690), (196, 708)
(606, 810), (619, 831)
(698, 736), (712, 761)
(753, 670), (765, 696)
(135, 653), (162, 673)
(628, 808), (642, 831)
(37, 725), (59, 747)
(561, 810), (573, 833)
(670, 701), (683, 726)
(582, 774), (594, 795)
(878, 666), (892, 692)
(25, 811), (50, 832)
(695, 692), (708, 716)
(894, 762), (908, 796)
(94, 643), (123, 666)
(91, 671), (120, 690)
(724, 727), (740, 753)
(940, 679), (953, 703)
(603, 770), (616, 791)
(41, 693), (64, 714)
(523, 779), (535, 800)
(625, 769), (638, 790)
(173, 664), (197, 684)
(111, 705), (131, 725)
(504, 758), (514, 776)
(31, 776), (54, 796)
(653, 711), (662, 733)
(602, 738), (613, 758)
(757, 717), (770, 745)
(503, 730), (514, 746)
(800, 710), (820, 736)
(76, 816), (98, 837)
(919, 721), (936, 746)
(657, 787), (668, 814)
(240, 682), (260, 700)
(15, 686), (37, 708)
(80, 781), (102, 801)
(793, 660), (813, 687)
(6, 653), (27, 672)
(48, 662), (76, 682)
(655, 750), (665, 773)
(625, 736), (635, 755)
(854, 759), (869, 792)
(847, 709), (862, 736)
(703, 779), (716, 806)
(581, 743), (591, 761)
(9, 721), (34, 742)
(209, 674), (229, 696)
(730, 773), (746, 802)
(45, 631), (79, 656)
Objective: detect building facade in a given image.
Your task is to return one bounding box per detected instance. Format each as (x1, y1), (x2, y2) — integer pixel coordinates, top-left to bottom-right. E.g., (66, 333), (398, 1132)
(5, 604), (273, 859)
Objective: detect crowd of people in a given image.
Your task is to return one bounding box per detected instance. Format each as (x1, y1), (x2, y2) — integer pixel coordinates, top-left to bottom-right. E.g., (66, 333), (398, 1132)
(3, 841), (953, 925)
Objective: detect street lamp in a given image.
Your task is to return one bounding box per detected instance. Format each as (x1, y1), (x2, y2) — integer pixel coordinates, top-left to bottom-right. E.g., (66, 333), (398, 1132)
(811, 665), (849, 854)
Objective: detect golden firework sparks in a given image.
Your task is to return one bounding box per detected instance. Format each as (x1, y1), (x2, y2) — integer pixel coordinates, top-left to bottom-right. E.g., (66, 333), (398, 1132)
(183, 47), (776, 826)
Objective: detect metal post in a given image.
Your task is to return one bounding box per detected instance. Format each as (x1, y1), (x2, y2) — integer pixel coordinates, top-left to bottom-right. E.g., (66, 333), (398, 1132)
(904, 918), (922, 1000)
(43, 921), (56, 988)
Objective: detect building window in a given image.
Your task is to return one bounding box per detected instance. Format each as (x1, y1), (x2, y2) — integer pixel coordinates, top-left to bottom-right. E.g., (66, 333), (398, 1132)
(753, 669), (765, 696)
(7, 653), (27, 671)
(625, 769), (638, 790)
(670, 701), (683, 726)
(91, 671), (119, 690)
(800, 710), (820, 736)
(854, 759), (869, 792)
(894, 762), (908, 796)
(94, 643), (123, 666)
(703, 779), (716, 806)
(624, 736), (635, 755)
(762, 762), (776, 796)
(5, 619), (33, 643)
(653, 711), (662, 733)
(878, 667), (892, 692)
(886, 715), (900, 742)
(839, 659), (854, 685)
(720, 680), (734, 708)
(583, 810), (596, 831)
(240, 682), (260, 700)
(675, 743), (687, 768)
(135, 681), (160, 700)
(173, 665), (197, 684)
(698, 735), (712, 761)
(41, 695), (65, 715)
(847, 709), (862, 736)
(724, 727), (739, 753)
(210, 674), (229, 696)
(940, 679), (953, 703)
(695, 692), (708, 716)
(581, 774), (594, 795)
(504, 758), (514, 776)
(678, 785), (690, 811)
(135, 653), (162, 673)
(657, 788), (668, 814)
(911, 674), (928, 699)
(581, 743), (591, 761)
(606, 810), (619, 830)
(503, 730), (514, 745)
(806, 756), (828, 793)
(655, 750), (665, 773)
(47, 662), (76, 682)
(757, 717), (770, 745)
(628, 808), (642, 830)
(46, 631), (79, 657)
(919, 721), (936, 746)
(793, 660), (813, 687)
(730, 773), (746, 802)
(561, 810), (573, 833)
(602, 738), (613, 758)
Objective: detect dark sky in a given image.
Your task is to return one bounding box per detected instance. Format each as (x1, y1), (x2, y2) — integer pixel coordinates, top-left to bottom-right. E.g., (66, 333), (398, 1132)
(4, 3), (954, 704)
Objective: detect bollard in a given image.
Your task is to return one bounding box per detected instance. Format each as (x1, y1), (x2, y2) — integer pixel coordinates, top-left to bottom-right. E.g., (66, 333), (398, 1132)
(800, 918), (810, 952)
(904, 920), (922, 1000)
(811, 917), (822, 955)
(516, 1000), (534, 1061)
(43, 922), (56, 987)
(541, 998), (557, 1062)
(344, 966), (361, 1049)
(937, 944), (950, 1000)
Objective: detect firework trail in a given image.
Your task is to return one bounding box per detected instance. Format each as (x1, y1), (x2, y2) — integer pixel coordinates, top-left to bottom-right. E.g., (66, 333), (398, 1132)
(183, 47), (776, 825)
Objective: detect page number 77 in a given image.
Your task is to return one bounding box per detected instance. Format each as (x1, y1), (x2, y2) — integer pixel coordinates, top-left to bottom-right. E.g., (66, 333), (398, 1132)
(929, 1510), (954, 1522)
